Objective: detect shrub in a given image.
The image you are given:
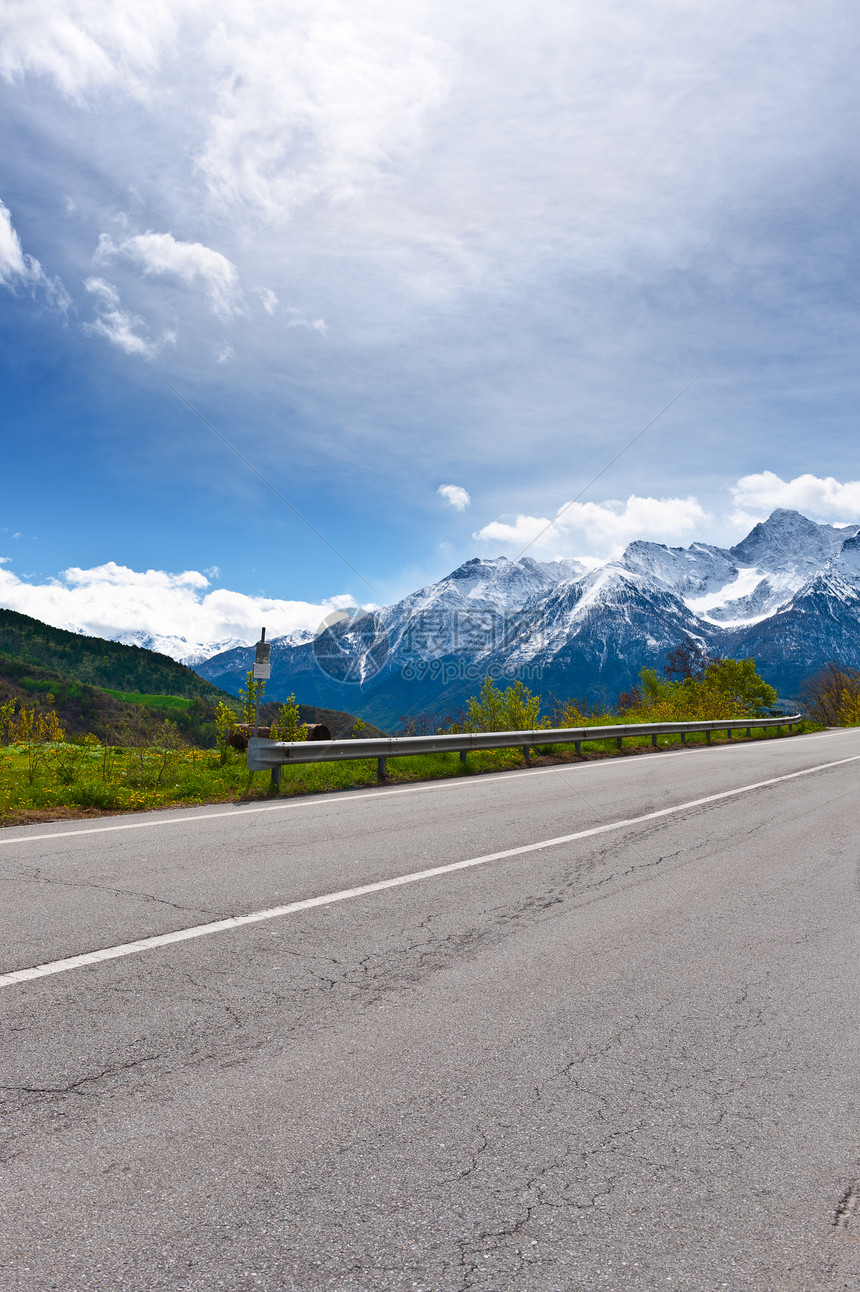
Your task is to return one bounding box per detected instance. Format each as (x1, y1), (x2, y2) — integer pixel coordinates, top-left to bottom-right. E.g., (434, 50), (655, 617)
(238, 670), (266, 726)
(270, 694), (307, 742)
(463, 678), (548, 733)
(552, 696), (613, 727)
(214, 701), (235, 765)
(629, 658), (776, 722)
(5, 702), (65, 782)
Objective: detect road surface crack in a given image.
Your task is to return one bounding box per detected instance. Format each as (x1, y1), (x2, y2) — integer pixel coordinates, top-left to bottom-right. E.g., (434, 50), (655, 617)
(0, 1054), (160, 1101)
(833, 1181), (860, 1229)
(14, 867), (217, 915)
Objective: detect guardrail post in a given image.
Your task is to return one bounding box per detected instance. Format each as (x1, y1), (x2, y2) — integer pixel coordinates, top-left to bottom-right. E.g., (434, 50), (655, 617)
(377, 757), (387, 781)
(575, 740), (582, 755)
(777, 724), (782, 734)
(726, 728), (732, 740)
(522, 745), (531, 764)
(651, 733), (658, 747)
(459, 749), (468, 764)
(680, 731), (686, 744)
(746, 727), (751, 737)
(706, 730), (711, 743)
(616, 736), (623, 750)
(270, 766), (281, 791)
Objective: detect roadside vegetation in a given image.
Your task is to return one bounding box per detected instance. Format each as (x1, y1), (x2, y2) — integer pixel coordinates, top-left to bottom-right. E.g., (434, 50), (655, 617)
(0, 641), (821, 826)
(795, 662), (860, 725)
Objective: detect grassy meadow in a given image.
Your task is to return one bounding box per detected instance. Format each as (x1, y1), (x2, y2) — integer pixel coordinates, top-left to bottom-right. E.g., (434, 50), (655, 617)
(0, 720), (815, 827)
(0, 650), (823, 826)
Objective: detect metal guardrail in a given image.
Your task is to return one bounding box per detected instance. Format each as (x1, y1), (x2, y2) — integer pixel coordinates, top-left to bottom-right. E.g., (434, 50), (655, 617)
(247, 713), (803, 786)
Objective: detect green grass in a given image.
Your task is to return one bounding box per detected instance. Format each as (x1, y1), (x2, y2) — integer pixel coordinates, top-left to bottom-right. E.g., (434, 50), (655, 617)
(0, 721), (820, 826)
(102, 689), (192, 710)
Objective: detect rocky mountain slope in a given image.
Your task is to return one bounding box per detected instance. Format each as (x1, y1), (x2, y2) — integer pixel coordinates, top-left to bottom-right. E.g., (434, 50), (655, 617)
(195, 510), (860, 725)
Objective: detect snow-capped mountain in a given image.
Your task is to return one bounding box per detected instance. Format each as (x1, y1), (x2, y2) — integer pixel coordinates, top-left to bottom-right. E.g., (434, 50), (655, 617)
(722, 566), (860, 696)
(619, 509), (860, 628)
(110, 630), (250, 668)
(195, 510), (860, 725)
(198, 556), (585, 699)
(486, 564), (710, 684)
(117, 626), (316, 670)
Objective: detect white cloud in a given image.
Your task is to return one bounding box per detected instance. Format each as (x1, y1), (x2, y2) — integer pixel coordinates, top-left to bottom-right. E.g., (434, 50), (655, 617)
(0, 200), (28, 281)
(0, 558), (359, 657)
(97, 230), (240, 317)
(474, 495), (708, 560)
(258, 287), (278, 314)
(196, 8), (450, 218)
(0, 197), (68, 309)
(0, 0), (181, 97)
(437, 484), (470, 511)
(730, 472), (860, 525)
(83, 275), (119, 308)
(83, 275), (173, 358)
(284, 307), (328, 333)
(2, 3), (450, 221)
(214, 343), (235, 364)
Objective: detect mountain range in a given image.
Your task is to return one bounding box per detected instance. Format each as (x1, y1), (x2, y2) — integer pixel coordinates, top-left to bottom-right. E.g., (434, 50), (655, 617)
(195, 509), (860, 727)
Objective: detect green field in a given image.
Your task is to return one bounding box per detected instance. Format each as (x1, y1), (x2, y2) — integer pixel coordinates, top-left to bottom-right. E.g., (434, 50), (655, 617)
(102, 690), (192, 710)
(0, 723), (817, 826)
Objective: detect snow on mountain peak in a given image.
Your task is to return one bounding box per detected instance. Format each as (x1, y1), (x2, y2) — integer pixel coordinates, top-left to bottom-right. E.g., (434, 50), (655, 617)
(194, 508), (860, 713)
(620, 539), (737, 597)
(111, 630), (249, 667)
(729, 508), (859, 573)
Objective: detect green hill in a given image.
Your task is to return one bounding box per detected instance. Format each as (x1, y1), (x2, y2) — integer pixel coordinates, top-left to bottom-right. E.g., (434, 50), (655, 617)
(0, 610), (386, 746)
(0, 651), (228, 744)
(0, 608), (228, 699)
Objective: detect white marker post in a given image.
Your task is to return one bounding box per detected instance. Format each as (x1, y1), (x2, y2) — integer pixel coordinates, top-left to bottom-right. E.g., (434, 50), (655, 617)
(252, 628), (277, 790)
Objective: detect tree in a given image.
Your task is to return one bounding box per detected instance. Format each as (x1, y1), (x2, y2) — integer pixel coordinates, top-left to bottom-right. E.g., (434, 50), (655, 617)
(797, 662), (860, 726)
(664, 635), (713, 681)
(703, 657), (776, 714)
(0, 698), (15, 744)
(5, 701), (65, 783)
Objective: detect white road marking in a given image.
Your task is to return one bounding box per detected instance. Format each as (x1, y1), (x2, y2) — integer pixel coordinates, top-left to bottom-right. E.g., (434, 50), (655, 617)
(0, 727), (844, 847)
(2, 750), (858, 991)
(0, 766), (562, 846)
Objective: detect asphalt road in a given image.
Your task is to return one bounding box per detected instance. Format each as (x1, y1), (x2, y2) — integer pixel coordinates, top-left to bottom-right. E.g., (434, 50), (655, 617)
(2, 729), (860, 1291)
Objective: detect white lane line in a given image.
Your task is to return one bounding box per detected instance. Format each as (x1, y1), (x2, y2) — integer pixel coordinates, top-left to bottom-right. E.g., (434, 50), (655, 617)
(0, 766), (562, 846)
(0, 727), (846, 847)
(3, 751), (859, 991)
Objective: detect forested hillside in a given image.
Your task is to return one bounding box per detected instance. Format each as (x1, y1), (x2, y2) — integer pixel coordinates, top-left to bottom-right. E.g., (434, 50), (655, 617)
(0, 609), (229, 699)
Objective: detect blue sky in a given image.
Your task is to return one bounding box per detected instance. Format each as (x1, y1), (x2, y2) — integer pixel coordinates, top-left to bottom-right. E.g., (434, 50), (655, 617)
(2, 0), (860, 651)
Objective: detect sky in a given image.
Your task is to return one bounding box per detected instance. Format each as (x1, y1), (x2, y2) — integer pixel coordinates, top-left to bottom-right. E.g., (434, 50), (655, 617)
(3, 0), (860, 651)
